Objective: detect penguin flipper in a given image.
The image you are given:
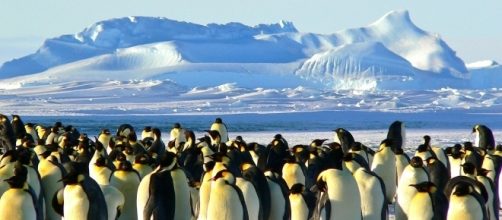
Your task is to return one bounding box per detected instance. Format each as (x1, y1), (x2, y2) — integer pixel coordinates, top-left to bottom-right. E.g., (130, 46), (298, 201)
(52, 188), (64, 217)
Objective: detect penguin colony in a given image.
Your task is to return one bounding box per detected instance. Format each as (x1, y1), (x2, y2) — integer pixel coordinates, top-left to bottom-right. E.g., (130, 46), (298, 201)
(0, 114), (501, 220)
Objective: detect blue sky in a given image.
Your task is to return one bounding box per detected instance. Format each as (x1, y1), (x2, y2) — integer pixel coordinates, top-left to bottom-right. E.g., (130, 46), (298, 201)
(1, 0), (501, 64)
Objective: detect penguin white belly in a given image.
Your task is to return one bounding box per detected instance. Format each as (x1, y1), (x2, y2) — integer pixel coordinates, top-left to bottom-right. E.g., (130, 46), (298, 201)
(395, 155), (409, 186)
(353, 169), (386, 220)
(371, 148), (396, 203)
(64, 185), (90, 219)
(282, 163), (305, 189)
(267, 179), (286, 220)
(395, 166), (429, 220)
(38, 161), (63, 220)
(481, 155), (496, 182)
(197, 173), (212, 220)
(0, 189), (37, 220)
(323, 169), (362, 220)
(136, 173), (152, 220)
(110, 172), (140, 220)
(100, 184), (125, 220)
(207, 179), (243, 220)
(289, 194), (308, 220)
(448, 157), (462, 178)
(447, 195), (484, 220)
(408, 192), (433, 220)
(236, 177), (259, 220)
(171, 169), (191, 220)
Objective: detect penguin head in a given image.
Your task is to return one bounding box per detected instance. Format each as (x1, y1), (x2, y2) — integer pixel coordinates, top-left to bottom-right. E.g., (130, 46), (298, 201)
(152, 128), (161, 139)
(240, 162), (255, 172)
(423, 135), (431, 146)
(158, 152), (177, 169)
(410, 156), (424, 168)
(452, 182), (473, 196)
(39, 150), (53, 159)
(463, 142), (474, 151)
(4, 163), (28, 189)
(214, 118), (223, 124)
(472, 125), (478, 133)
(394, 148), (405, 155)
(117, 160), (133, 172)
(211, 169), (234, 184)
(60, 162), (86, 185)
(173, 123), (181, 129)
(477, 168), (491, 177)
(379, 139), (393, 149)
(95, 155), (108, 167)
(416, 144), (428, 153)
(134, 154), (151, 165)
(11, 115), (21, 121)
(425, 156), (437, 165)
(310, 139), (327, 148)
(289, 183), (305, 194)
(461, 162), (476, 176)
(409, 181), (437, 193)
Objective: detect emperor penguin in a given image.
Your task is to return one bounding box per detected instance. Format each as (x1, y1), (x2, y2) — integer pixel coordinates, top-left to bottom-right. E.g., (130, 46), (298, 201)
(0, 163), (40, 220)
(288, 183), (316, 220)
(371, 139), (397, 203)
(447, 181), (488, 220)
(207, 169), (248, 220)
(313, 168), (362, 220)
(210, 118), (229, 143)
(408, 181), (448, 220)
(52, 162), (108, 220)
(137, 152), (191, 220)
(333, 127), (355, 154)
(395, 156), (430, 220)
(352, 167), (387, 220)
(473, 124), (495, 153)
(387, 120), (406, 151)
(109, 161), (141, 220)
(38, 155), (65, 220)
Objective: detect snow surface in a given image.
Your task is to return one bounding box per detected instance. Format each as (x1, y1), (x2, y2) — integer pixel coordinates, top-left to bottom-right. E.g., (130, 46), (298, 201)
(467, 60), (499, 69)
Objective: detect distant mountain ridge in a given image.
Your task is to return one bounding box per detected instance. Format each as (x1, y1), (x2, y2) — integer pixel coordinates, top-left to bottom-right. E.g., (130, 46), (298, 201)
(0, 10), (468, 84)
